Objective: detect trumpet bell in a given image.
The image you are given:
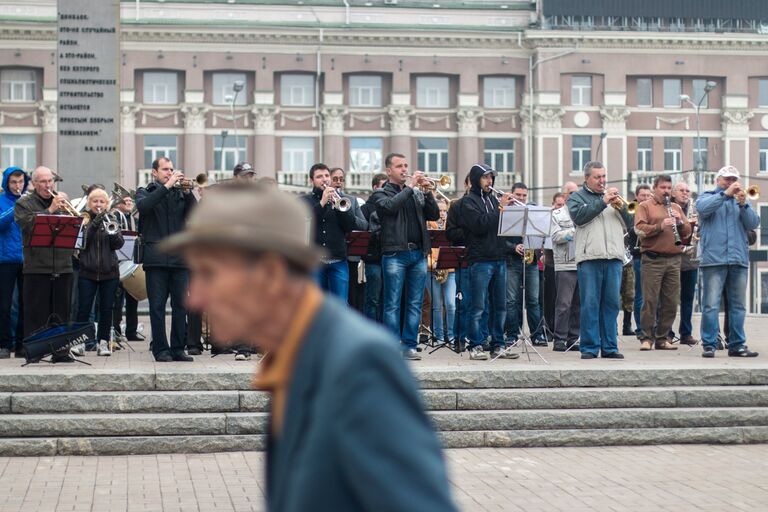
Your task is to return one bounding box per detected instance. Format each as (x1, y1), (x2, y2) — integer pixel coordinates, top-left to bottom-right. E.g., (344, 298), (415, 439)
(336, 197), (352, 212)
(627, 201), (638, 215)
(437, 175), (452, 190)
(747, 185), (760, 200)
(195, 173), (209, 187)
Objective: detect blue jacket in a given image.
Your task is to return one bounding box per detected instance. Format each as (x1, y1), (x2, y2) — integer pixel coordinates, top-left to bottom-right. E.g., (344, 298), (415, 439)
(267, 295), (456, 512)
(696, 187), (760, 268)
(0, 166), (29, 264)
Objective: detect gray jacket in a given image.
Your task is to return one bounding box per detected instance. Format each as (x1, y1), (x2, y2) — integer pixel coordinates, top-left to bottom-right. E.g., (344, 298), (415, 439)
(567, 184), (631, 264)
(550, 206), (576, 272)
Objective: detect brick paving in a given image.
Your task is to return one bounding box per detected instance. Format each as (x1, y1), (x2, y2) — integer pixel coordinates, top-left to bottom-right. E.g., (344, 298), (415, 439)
(0, 445), (766, 511)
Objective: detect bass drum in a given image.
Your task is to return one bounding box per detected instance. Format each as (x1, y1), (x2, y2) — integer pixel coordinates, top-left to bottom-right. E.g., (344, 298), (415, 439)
(119, 261), (147, 301)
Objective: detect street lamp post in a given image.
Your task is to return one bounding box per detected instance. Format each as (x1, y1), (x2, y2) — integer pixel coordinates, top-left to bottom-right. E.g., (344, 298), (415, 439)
(680, 80), (717, 194)
(229, 80), (245, 168)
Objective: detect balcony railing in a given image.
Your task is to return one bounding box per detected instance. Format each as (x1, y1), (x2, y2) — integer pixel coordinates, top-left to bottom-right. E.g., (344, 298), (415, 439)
(627, 170), (717, 197)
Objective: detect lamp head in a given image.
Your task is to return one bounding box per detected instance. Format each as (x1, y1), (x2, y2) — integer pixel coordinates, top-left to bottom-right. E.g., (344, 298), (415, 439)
(232, 80), (245, 93)
(224, 94), (234, 104)
(679, 94), (691, 102)
(705, 81), (717, 92)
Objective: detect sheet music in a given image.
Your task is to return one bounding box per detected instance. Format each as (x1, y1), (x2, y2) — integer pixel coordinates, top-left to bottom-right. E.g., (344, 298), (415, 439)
(117, 233), (137, 262)
(498, 206), (553, 239)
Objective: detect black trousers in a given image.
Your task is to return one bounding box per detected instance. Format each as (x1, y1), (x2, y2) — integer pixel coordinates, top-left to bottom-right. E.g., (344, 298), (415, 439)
(112, 285), (139, 336)
(187, 311), (203, 350)
(23, 273), (72, 337)
(347, 260), (365, 313)
(145, 267), (188, 357)
(0, 263), (23, 349)
(77, 277), (119, 346)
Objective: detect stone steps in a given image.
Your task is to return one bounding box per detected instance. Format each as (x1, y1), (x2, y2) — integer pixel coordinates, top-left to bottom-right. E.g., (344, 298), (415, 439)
(1, 386), (767, 414)
(0, 368), (765, 455)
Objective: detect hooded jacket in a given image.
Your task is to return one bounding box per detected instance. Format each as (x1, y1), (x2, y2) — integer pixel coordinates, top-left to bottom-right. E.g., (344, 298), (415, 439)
(0, 166), (29, 264)
(461, 166), (505, 263)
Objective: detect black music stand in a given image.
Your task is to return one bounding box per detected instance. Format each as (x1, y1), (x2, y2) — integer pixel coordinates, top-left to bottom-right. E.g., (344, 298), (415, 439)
(429, 246), (466, 355)
(29, 214), (84, 364)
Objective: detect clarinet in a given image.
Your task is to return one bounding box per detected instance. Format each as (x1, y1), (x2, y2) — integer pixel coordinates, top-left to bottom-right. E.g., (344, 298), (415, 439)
(664, 195), (682, 246)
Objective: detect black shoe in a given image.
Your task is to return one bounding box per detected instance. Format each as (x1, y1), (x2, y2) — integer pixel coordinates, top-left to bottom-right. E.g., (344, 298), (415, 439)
(187, 346), (203, 356)
(51, 352), (75, 363)
(602, 352), (625, 359)
(702, 346), (716, 358)
(13, 347), (25, 358)
(533, 339), (548, 347)
(728, 346), (759, 358)
(154, 352), (173, 362)
(581, 353), (597, 359)
(172, 353), (194, 362)
(566, 341), (581, 351)
(553, 341), (567, 352)
(126, 333), (145, 341)
(0, 348), (10, 359)
(211, 346), (234, 355)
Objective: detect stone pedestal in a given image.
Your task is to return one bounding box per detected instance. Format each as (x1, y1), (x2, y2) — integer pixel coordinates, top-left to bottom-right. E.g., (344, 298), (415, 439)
(388, 106), (413, 159)
(181, 104), (209, 174)
(322, 107), (346, 168)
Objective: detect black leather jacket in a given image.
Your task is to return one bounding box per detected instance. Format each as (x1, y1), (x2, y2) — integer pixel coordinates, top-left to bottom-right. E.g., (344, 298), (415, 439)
(369, 182), (439, 255)
(135, 181), (196, 268)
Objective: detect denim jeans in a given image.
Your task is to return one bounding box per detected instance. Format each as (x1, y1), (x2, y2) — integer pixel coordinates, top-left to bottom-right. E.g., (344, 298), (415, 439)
(427, 272), (456, 341)
(363, 262), (383, 322)
(633, 258), (643, 334)
(577, 259), (622, 356)
(700, 265), (747, 350)
(469, 261), (506, 348)
(454, 267), (489, 342)
(145, 268), (188, 357)
(76, 277), (119, 348)
(679, 268), (698, 337)
(314, 260), (349, 303)
(382, 250), (427, 349)
(0, 263), (23, 349)
(505, 260), (542, 340)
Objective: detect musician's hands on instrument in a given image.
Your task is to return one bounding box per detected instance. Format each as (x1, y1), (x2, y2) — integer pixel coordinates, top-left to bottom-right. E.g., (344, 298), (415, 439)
(662, 217), (677, 227)
(515, 244), (524, 256)
(604, 187), (619, 206)
(724, 181), (741, 198)
(165, 171), (185, 189)
(320, 184), (335, 207)
(498, 192), (514, 207)
(669, 208), (681, 220)
(407, 171), (424, 189)
(48, 193), (66, 214)
(736, 190), (747, 206)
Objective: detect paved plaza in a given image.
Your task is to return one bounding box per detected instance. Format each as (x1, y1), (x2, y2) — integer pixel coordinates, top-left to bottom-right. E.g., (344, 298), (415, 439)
(0, 445), (766, 512)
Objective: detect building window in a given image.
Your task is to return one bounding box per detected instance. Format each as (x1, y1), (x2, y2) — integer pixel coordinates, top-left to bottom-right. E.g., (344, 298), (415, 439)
(483, 139), (515, 172)
(417, 138), (449, 173)
(693, 137), (708, 170)
(692, 79), (710, 108)
(416, 77), (449, 108)
(483, 77), (516, 108)
(663, 79), (682, 108)
(349, 75), (382, 107)
(760, 139), (768, 172)
(282, 137), (314, 173)
(0, 134), (36, 169)
(280, 74), (315, 107)
(143, 72), (178, 105)
(571, 76), (592, 106)
(0, 69), (35, 102)
(213, 134), (246, 172)
(663, 137), (682, 171)
(636, 78), (652, 107)
(571, 135), (591, 173)
(143, 135), (177, 169)
(212, 72), (247, 105)
(349, 137), (382, 173)
(760, 80), (768, 107)
(760, 205), (768, 248)
(637, 137), (653, 171)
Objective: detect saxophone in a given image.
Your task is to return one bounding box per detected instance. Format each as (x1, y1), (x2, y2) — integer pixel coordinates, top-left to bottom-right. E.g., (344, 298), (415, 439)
(524, 249), (535, 265)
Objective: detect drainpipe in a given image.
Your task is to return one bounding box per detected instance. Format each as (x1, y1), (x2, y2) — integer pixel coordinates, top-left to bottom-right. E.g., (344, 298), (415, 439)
(135, 0), (140, 21)
(343, 0), (350, 25)
(317, 28), (324, 162)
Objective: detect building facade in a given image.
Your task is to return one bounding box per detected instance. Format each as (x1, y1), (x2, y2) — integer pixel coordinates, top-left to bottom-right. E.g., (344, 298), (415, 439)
(2, 0), (768, 310)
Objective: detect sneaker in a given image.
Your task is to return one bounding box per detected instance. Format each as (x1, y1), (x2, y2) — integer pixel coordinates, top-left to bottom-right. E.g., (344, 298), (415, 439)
(403, 349), (421, 361)
(172, 353), (194, 362)
(679, 335), (698, 346)
(114, 334), (128, 345)
(235, 351), (251, 361)
(97, 340), (111, 357)
(639, 340), (653, 351)
(728, 346), (759, 358)
(654, 340), (678, 351)
(70, 344), (85, 357)
(126, 333), (145, 341)
(702, 346), (716, 358)
(469, 346), (489, 361)
(0, 348), (10, 359)
(491, 346), (520, 359)
(532, 338), (548, 347)
(602, 352), (625, 359)
(553, 341), (567, 352)
(566, 340), (581, 351)
(580, 352), (598, 360)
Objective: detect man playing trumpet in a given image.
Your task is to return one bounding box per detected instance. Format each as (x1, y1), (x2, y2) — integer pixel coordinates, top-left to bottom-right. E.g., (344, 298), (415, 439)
(696, 166), (760, 358)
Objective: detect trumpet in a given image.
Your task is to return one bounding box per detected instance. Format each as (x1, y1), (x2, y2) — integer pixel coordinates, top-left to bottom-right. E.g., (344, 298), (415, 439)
(48, 188), (83, 217)
(174, 173), (210, 191)
(747, 185), (760, 201)
(488, 186), (526, 206)
(404, 173), (452, 201)
(83, 209), (121, 235)
(322, 184), (352, 212)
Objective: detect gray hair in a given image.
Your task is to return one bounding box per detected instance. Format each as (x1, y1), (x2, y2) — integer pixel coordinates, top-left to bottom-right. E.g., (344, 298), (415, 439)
(583, 161), (604, 177)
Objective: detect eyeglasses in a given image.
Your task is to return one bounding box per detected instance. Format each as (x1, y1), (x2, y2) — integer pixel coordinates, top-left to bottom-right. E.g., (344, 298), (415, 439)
(331, 176), (345, 182)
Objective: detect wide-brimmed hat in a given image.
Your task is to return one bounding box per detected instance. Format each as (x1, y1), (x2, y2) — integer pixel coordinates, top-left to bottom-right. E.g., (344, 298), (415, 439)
(160, 182), (320, 271)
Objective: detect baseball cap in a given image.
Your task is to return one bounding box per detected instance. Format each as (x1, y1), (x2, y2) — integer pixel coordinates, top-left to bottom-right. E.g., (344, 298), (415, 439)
(233, 162), (256, 177)
(716, 165), (740, 179)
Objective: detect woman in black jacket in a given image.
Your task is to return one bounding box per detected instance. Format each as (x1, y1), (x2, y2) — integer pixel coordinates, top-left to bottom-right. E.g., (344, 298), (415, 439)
(76, 188), (124, 356)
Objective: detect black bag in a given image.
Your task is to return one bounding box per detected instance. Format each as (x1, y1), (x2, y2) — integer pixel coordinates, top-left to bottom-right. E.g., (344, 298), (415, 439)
(22, 319), (95, 364)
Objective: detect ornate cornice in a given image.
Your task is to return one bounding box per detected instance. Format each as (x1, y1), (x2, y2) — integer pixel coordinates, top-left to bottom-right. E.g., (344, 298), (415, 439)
(525, 30), (768, 52)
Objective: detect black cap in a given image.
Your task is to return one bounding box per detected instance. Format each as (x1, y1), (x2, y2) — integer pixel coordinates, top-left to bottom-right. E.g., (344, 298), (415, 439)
(233, 162), (255, 176)
(470, 163), (495, 176)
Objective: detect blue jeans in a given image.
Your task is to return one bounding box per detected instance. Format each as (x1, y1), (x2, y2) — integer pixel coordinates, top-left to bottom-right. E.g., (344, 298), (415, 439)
(76, 277), (119, 348)
(633, 257), (642, 334)
(505, 260), (542, 340)
(455, 267), (489, 342)
(428, 273), (456, 341)
(700, 265), (747, 350)
(363, 262), (383, 322)
(577, 259), (622, 356)
(679, 268), (698, 337)
(469, 261), (506, 348)
(382, 250), (428, 350)
(315, 260), (349, 303)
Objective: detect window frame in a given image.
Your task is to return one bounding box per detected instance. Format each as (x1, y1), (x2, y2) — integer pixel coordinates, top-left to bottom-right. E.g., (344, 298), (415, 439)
(349, 137), (383, 173)
(692, 79), (709, 109)
(483, 77), (516, 109)
(281, 137), (315, 173)
(213, 134), (247, 172)
(416, 138), (449, 173)
(142, 135), (178, 169)
(636, 78), (653, 107)
(349, 75), (382, 108)
(663, 79), (682, 108)
(212, 72), (248, 106)
(0, 134), (36, 169)
(571, 75), (592, 107)
(571, 135), (592, 173)
(143, 72), (178, 105)
(416, 76), (450, 109)
(637, 137), (653, 171)
(759, 79), (768, 108)
(280, 74), (315, 107)
(693, 137), (708, 170)
(0, 69), (36, 103)
(663, 137), (682, 171)
(759, 138), (768, 172)
(483, 138), (515, 172)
